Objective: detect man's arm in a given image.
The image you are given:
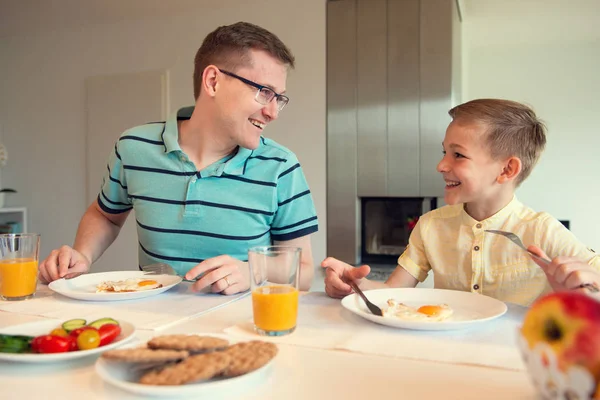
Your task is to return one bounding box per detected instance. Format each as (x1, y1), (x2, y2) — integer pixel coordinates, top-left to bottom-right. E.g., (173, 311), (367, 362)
(73, 201), (130, 266)
(274, 235), (314, 291)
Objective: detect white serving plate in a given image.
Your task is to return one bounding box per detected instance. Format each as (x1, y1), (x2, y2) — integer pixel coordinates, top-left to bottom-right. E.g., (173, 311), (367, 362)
(48, 271), (182, 301)
(341, 288), (507, 331)
(0, 319), (135, 363)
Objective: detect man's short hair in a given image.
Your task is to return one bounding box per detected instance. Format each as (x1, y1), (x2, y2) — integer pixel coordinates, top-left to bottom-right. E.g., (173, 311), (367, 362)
(193, 21), (295, 99)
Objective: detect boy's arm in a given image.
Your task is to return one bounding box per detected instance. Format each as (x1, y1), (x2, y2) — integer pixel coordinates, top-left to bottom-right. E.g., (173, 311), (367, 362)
(357, 266), (418, 290)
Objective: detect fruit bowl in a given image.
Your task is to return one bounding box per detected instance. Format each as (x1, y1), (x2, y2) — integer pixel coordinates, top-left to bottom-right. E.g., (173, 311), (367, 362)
(518, 291), (600, 399)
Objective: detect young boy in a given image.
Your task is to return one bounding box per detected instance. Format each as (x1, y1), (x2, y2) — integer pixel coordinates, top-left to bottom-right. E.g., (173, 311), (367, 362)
(323, 99), (600, 306)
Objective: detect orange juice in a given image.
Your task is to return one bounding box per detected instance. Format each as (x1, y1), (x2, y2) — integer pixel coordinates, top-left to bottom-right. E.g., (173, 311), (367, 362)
(0, 258), (38, 298)
(252, 285), (299, 332)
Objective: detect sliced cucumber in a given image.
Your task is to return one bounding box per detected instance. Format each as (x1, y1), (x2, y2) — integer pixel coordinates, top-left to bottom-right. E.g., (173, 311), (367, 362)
(88, 317), (119, 329)
(62, 318), (87, 332)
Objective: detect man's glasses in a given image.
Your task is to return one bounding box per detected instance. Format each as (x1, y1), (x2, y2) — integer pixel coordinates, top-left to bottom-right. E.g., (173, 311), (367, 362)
(219, 69), (289, 111)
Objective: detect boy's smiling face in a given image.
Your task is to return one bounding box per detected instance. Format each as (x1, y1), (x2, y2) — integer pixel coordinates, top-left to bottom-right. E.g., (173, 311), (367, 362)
(437, 119), (509, 209)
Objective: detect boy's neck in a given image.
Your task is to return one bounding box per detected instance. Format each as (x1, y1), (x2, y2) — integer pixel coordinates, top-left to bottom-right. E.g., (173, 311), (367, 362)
(464, 190), (515, 222)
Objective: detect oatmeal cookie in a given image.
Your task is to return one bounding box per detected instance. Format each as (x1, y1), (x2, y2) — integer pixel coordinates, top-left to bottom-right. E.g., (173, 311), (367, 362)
(223, 341), (278, 377)
(147, 335), (229, 352)
(101, 347), (189, 363)
(139, 351), (231, 385)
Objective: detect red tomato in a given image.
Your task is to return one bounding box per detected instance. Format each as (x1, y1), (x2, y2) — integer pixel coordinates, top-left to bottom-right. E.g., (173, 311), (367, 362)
(69, 326), (97, 338)
(98, 324), (121, 347)
(68, 336), (78, 351)
(31, 335), (71, 354)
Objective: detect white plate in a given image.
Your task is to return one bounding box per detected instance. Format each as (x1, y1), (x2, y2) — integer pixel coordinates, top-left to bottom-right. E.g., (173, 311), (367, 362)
(0, 319), (136, 362)
(341, 288), (508, 331)
(95, 334), (274, 398)
(48, 271), (182, 301)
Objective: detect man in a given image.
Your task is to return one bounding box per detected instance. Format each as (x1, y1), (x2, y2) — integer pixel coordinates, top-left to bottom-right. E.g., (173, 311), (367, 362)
(39, 22), (318, 294)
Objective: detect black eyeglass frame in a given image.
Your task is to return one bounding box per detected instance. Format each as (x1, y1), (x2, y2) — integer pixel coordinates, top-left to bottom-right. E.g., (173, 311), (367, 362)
(219, 69), (289, 111)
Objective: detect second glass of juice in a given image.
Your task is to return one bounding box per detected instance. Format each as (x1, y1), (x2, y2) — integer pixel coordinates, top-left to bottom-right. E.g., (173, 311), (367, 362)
(0, 233), (41, 301)
(248, 246), (301, 336)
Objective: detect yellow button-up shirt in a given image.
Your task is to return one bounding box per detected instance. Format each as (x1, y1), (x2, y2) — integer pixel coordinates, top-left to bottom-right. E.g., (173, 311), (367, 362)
(398, 197), (600, 306)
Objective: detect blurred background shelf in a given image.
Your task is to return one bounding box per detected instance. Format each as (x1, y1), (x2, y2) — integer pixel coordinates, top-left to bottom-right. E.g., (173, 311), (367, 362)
(0, 207), (27, 233)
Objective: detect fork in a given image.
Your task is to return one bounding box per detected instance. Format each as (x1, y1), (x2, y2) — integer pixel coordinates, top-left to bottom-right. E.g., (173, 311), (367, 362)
(485, 230), (599, 293)
(140, 262), (200, 283)
(348, 281), (383, 317)
(139, 263), (178, 276)
(485, 230), (552, 266)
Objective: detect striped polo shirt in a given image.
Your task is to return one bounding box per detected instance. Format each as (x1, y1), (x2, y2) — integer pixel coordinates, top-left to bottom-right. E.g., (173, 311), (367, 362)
(97, 106), (319, 275)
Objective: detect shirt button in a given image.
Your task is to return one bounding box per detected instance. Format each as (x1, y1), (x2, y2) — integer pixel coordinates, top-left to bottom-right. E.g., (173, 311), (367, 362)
(474, 246), (480, 251)
(180, 156), (186, 162)
(191, 177), (197, 182)
(473, 284), (480, 290)
(476, 223), (482, 229)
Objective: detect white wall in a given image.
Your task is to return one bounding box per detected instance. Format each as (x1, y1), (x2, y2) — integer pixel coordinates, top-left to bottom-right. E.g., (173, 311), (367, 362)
(462, 0), (600, 249)
(0, 0), (327, 271)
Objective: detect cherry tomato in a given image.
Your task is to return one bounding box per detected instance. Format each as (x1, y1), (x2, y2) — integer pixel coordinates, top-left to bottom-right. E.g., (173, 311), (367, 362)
(76, 329), (100, 350)
(98, 324), (121, 347)
(49, 328), (68, 337)
(69, 326), (96, 339)
(31, 335), (71, 354)
(68, 336), (78, 351)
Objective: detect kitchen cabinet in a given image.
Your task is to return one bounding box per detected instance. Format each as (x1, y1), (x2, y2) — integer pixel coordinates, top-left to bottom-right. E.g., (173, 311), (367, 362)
(327, 0), (461, 262)
(330, 0), (462, 198)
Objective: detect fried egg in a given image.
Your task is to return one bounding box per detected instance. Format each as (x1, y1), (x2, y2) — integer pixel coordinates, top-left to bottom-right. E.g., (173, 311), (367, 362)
(382, 299), (454, 322)
(96, 278), (163, 293)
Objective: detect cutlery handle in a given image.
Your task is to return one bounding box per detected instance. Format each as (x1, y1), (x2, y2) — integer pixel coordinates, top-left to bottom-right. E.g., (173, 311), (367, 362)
(526, 250), (552, 266)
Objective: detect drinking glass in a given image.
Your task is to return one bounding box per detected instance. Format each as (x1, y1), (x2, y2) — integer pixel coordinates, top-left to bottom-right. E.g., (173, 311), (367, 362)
(248, 246), (301, 336)
(0, 233), (41, 301)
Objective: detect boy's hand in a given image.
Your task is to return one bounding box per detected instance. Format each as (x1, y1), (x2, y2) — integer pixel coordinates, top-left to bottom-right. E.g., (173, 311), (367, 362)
(321, 257), (370, 299)
(528, 245), (600, 293)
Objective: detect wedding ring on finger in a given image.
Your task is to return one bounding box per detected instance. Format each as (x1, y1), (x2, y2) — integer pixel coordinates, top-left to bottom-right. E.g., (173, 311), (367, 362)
(224, 275), (232, 287)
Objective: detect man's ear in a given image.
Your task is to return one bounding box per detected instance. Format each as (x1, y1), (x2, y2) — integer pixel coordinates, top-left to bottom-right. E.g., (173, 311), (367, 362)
(202, 65), (220, 97)
(497, 156), (522, 184)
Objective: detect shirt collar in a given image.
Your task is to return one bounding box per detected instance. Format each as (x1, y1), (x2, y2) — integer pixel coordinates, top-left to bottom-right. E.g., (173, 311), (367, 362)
(162, 106), (192, 154)
(162, 106), (253, 176)
(461, 195), (521, 227)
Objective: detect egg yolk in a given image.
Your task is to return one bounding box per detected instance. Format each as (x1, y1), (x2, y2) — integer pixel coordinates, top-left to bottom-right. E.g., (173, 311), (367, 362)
(417, 305), (444, 316)
(138, 280), (158, 287)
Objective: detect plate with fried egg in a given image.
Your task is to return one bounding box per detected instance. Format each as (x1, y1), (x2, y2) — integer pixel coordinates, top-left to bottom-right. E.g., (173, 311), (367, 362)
(48, 271), (183, 301)
(341, 288), (507, 330)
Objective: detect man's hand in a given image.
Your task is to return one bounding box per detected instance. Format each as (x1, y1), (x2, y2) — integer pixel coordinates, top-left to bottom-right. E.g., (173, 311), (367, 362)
(528, 245), (600, 293)
(321, 257), (371, 299)
(185, 255), (249, 295)
(38, 246), (91, 283)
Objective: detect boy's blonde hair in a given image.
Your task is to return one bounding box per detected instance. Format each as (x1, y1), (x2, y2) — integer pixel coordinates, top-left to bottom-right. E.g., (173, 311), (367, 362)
(448, 99), (547, 186)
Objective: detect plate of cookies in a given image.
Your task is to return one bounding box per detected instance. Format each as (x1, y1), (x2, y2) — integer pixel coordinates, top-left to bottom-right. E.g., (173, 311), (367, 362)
(95, 333), (277, 397)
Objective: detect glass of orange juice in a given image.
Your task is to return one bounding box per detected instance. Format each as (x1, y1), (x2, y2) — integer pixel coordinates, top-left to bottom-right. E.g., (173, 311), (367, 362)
(248, 246), (301, 336)
(0, 233), (41, 301)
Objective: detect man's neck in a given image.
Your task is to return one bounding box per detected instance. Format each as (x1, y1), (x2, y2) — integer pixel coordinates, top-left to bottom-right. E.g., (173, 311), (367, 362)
(178, 112), (237, 171)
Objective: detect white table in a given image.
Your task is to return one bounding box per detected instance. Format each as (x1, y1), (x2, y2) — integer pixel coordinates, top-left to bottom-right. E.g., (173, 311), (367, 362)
(0, 293), (537, 399)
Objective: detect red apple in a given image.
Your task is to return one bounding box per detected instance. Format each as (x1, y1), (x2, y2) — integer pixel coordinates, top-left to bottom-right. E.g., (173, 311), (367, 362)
(521, 291), (600, 379)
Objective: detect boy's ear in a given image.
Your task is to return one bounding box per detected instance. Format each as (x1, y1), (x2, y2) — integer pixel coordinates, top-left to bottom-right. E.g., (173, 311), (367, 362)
(497, 157), (522, 184)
